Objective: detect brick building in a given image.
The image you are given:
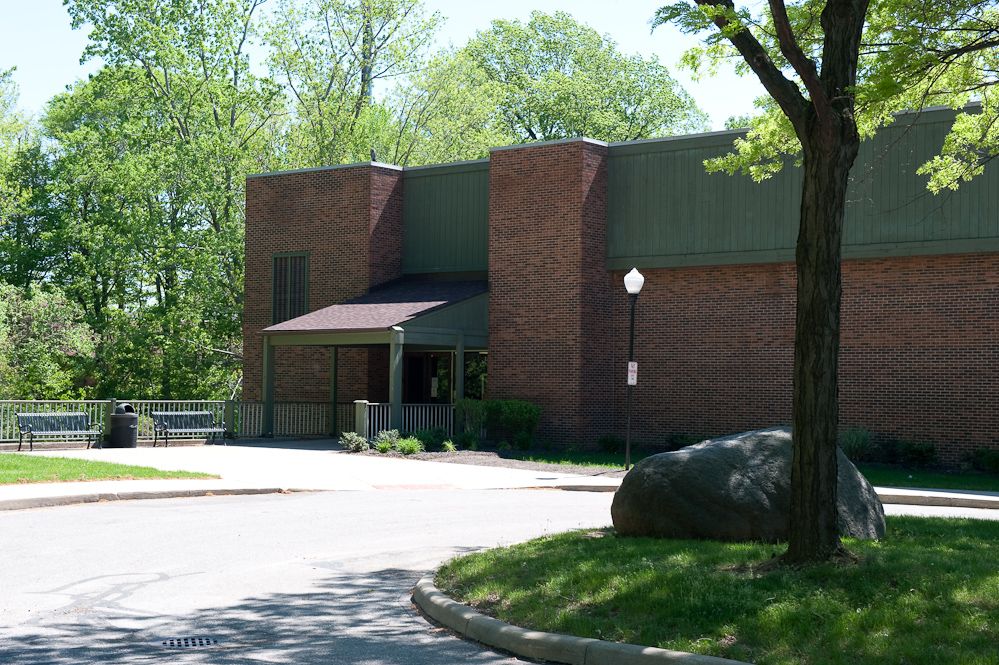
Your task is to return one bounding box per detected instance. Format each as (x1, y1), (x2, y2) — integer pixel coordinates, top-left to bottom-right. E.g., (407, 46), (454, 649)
(244, 107), (999, 464)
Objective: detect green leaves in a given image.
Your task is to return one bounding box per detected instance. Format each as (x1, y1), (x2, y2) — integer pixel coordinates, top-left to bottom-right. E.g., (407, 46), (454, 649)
(464, 11), (709, 143)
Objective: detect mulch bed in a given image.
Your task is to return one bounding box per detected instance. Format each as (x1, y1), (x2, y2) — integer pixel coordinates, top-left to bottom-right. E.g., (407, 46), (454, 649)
(359, 449), (627, 478)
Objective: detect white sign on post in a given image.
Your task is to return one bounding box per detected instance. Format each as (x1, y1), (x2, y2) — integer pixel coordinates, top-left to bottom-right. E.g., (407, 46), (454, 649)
(627, 361), (638, 386)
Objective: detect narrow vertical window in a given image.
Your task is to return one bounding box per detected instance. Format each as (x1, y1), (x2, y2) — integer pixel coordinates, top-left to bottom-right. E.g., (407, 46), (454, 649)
(272, 253), (308, 323)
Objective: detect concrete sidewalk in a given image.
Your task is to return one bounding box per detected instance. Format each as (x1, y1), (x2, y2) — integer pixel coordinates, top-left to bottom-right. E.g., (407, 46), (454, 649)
(1, 442), (997, 511)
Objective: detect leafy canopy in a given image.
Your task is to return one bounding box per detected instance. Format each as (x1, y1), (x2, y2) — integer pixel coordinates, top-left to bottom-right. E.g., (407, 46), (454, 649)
(656, 0), (999, 190)
(465, 11), (709, 142)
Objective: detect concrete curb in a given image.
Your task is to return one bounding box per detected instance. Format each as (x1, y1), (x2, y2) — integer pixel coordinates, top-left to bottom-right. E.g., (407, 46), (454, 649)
(0, 487), (302, 512)
(877, 491), (999, 510)
(412, 575), (748, 665)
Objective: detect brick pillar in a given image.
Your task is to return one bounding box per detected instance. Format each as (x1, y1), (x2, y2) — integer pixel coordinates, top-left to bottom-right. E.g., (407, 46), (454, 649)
(487, 139), (614, 446)
(243, 163), (403, 404)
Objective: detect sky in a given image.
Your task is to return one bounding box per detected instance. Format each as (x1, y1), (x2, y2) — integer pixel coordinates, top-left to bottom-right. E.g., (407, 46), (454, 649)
(0, 0), (766, 131)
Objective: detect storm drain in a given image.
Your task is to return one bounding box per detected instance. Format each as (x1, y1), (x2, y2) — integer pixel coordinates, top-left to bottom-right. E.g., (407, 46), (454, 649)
(160, 637), (219, 649)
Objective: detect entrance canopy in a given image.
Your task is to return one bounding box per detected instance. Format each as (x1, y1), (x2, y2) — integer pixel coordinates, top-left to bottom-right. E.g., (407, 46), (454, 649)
(263, 279), (488, 348)
(259, 279), (488, 436)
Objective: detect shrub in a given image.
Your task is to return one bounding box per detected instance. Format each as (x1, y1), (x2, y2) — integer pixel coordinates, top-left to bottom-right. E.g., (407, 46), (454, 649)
(459, 431), (480, 451)
(598, 434), (625, 454)
(895, 440), (938, 468)
(339, 431), (369, 453)
(414, 427), (448, 451)
(442, 440), (458, 453)
(497, 440), (512, 452)
(397, 437), (425, 455)
(667, 433), (704, 450)
(374, 429), (400, 448)
(375, 439), (394, 454)
(839, 428), (873, 462)
(970, 448), (999, 474)
(455, 398), (487, 436)
(484, 399), (541, 450)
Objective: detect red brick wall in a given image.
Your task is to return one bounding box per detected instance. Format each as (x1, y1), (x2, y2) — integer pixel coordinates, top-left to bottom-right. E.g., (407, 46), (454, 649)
(487, 140), (614, 443)
(610, 253), (999, 464)
(243, 165), (402, 408)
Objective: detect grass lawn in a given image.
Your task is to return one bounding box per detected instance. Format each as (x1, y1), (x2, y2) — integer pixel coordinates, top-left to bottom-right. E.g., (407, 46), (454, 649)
(0, 453), (217, 484)
(856, 464), (999, 493)
(437, 517), (999, 665)
(510, 450), (999, 493)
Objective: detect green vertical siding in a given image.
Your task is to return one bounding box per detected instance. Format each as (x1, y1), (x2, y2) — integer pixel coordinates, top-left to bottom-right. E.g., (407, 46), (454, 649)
(403, 160), (489, 273)
(606, 107), (999, 269)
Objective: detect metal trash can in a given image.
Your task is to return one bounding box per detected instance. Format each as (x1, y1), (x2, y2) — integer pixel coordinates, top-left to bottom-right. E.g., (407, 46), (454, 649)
(107, 403), (139, 448)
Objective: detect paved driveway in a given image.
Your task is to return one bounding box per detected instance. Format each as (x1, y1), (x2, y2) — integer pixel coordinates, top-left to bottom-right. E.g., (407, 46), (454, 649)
(0, 489), (614, 664)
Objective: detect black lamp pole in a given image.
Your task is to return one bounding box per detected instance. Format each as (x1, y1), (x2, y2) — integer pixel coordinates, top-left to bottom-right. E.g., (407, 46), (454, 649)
(626, 291), (638, 470)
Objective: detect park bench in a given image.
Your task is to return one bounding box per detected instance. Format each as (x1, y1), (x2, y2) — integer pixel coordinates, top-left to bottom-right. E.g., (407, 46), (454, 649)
(152, 411), (226, 447)
(16, 412), (103, 452)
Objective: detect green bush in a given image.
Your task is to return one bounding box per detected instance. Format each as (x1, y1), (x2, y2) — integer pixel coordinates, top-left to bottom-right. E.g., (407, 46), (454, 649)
(339, 431), (369, 453)
(375, 439), (394, 454)
(839, 427), (873, 462)
(374, 429), (400, 447)
(497, 440), (512, 451)
(442, 440), (458, 453)
(413, 427), (448, 450)
(455, 398), (487, 436)
(666, 433), (705, 450)
(970, 448), (999, 474)
(895, 440), (938, 468)
(397, 437), (425, 455)
(598, 434), (625, 454)
(484, 399), (541, 450)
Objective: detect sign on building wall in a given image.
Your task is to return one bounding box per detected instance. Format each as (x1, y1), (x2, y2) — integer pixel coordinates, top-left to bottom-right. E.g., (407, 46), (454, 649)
(627, 361), (638, 386)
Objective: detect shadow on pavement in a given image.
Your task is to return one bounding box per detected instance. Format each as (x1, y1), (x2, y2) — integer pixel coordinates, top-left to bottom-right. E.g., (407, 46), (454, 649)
(0, 563), (512, 665)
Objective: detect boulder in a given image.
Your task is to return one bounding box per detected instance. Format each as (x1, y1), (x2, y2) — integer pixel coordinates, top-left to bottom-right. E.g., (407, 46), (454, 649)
(611, 428), (885, 542)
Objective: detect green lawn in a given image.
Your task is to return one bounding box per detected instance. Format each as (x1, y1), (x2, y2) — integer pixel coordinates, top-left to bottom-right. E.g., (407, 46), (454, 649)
(438, 517), (999, 665)
(0, 453), (216, 484)
(511, 450), (999, 493)
(857, 464), (999, 493)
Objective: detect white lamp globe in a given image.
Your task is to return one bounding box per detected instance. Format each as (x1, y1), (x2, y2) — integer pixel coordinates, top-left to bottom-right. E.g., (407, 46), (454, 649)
(624, 268), (645, 295)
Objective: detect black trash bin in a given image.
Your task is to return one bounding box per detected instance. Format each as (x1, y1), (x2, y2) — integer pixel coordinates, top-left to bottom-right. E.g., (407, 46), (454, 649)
(107, 403), (139, 448)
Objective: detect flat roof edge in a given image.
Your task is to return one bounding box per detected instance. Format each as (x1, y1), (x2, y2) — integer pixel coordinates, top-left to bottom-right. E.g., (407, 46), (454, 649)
(490, 137), (609, 152)
(247, 161), (403, 180)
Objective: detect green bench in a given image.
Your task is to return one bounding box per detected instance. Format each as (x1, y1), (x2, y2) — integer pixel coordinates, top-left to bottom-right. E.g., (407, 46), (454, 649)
(16, 412), (103, 452)
(152, 411), (226, 447)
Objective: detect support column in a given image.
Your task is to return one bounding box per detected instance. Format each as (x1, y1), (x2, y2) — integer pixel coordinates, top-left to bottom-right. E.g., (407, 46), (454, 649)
(329, 347), (339, 437)
(454, 332), (465, 402)
(389, 327), (404, 430)
(262, 339), (275, 437)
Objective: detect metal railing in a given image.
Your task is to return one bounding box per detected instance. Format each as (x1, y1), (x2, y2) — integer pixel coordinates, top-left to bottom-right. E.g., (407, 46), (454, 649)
(237, 401), (355, 438)
(0, 400), (110, 443)
(1, 399), (356, 443)
(359, 402), (454, 439)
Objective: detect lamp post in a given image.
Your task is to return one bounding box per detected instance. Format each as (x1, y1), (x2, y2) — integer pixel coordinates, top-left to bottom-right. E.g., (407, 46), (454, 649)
(623, 268), (644, 471)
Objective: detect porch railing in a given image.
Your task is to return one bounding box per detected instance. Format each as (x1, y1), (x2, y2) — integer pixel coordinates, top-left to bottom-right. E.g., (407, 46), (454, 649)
(0, 399), (355, 443)
(358, 402), (454, 439)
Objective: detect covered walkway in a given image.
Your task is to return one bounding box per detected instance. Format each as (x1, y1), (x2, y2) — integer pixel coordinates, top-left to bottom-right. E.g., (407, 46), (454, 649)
(260, 279), (488, 436)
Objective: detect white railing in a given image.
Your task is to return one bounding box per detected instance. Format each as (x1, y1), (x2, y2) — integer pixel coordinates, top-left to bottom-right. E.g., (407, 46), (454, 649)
(0, 400), (110, 443)
(238, 401), (355, 438)
(361, 402), (453, 439)
(1, 399), (357, 444)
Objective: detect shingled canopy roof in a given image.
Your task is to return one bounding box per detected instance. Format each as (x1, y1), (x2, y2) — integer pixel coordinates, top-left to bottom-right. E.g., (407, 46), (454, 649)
(263, 279), (488, 335)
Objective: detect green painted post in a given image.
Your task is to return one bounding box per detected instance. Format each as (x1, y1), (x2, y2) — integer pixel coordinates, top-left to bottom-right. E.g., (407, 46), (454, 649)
(329, 347), (338, 437)
(262, 340), (275, 437)
(389, 327), (404, 430)
(454, 332), (465, 402)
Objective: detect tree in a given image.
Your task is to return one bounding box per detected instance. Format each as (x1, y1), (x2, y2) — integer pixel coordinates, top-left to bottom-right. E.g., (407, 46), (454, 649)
(657, 0), (999, 563)
(0, 284), (96, 399)
(265, 0), (442, 167)
(464, 11), (709, 142)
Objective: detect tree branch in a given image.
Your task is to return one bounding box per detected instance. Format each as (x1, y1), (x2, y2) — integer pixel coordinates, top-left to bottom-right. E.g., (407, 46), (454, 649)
(694, 0), (809, 131)
(768, 0), (832, 120)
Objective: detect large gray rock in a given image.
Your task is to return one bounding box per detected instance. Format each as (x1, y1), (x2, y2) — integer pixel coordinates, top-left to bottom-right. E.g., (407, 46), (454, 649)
(611, 428), (885, 542)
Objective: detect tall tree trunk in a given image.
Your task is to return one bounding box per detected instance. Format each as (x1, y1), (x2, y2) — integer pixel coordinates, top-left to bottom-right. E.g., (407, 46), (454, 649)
(785, 118), (860, 563)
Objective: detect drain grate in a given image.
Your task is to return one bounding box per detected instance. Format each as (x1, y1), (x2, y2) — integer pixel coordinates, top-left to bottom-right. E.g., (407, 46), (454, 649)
(161, 637), (219, 649)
